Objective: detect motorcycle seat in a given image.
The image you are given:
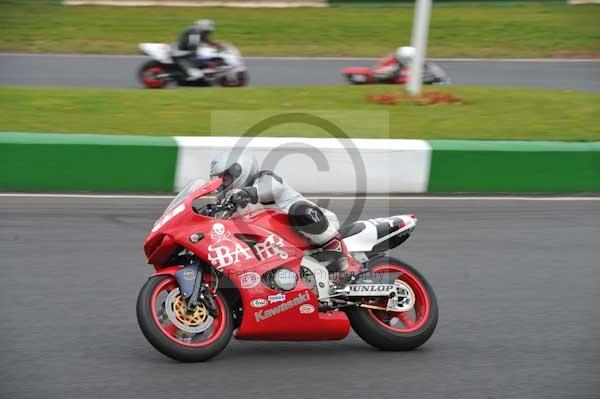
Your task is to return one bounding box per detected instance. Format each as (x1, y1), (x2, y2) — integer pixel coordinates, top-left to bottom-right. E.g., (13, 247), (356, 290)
(338, 222), (365, 239)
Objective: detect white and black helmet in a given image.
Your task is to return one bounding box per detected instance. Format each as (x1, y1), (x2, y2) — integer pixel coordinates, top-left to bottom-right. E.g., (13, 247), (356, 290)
(209, 149), (258, 193)
(195, 19), (215, 32)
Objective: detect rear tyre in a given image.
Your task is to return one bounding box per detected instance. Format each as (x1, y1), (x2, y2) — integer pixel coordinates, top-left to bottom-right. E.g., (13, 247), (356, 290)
(345, 257), (438, 351)
(138, 60), (169, 89)
(136, 275), (233, 362)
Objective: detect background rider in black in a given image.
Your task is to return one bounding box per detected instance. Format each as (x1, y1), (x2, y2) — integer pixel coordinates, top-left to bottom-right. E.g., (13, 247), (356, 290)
(172, 19), (222, 80)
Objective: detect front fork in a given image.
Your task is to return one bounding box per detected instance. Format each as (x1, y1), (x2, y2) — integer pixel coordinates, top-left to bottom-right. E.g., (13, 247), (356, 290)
(174, 261), (218, 317)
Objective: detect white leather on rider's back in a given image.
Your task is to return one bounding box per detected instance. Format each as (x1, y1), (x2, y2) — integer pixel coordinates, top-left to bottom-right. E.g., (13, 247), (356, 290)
(254, 174), (301, 211)
(237, 174), (339, 245)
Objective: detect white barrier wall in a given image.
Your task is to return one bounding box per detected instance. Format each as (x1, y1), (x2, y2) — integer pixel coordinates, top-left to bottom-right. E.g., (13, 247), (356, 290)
(174, 137), (432, 194)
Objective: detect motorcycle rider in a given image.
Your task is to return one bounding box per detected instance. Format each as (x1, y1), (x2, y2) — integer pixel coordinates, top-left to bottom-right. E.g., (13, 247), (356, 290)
(372, 46), (415, 82)
(172, 19), (222, 80)
(209, 149), (347, 271)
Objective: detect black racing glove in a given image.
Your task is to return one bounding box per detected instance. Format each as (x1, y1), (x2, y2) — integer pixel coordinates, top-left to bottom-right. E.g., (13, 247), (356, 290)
(224, 187), (258, 208)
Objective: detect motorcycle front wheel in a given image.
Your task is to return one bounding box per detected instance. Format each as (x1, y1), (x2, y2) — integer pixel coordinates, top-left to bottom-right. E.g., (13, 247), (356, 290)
(345, 74), (367, 84)
(136, 275), (233, 362)
(219, 70), (249, 87)
(345, 257), (438, 351)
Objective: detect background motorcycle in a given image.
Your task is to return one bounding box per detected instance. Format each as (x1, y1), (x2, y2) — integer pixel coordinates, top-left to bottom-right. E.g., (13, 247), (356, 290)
(137, 42), (249, 89)
(342, 54), (450, 85)
(137, 178), (438, 362)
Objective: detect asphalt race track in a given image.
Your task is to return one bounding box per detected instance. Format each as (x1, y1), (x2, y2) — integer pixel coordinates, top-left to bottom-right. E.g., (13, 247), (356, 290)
(1, 195), (599, 399)
(1, 53), (599, 92)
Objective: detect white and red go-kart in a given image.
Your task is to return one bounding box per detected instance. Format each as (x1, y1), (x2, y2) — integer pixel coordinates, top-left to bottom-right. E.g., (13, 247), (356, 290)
(138, 42), (249, 89)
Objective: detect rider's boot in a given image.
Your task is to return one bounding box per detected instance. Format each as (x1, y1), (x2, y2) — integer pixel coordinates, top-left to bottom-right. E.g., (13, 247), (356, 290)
(176, 57), (204, 81)
(311, 248), (354, 287)
(185, 67), (204, 81)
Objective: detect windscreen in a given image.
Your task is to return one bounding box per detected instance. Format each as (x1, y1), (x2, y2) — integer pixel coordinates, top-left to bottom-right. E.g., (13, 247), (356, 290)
(162, 178), (206, 215)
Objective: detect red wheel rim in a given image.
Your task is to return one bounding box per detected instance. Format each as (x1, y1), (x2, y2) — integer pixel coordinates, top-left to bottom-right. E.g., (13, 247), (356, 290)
(366, 264), (431, 333)
(141, 66), (167, 88)
(150, 277), (227, 347)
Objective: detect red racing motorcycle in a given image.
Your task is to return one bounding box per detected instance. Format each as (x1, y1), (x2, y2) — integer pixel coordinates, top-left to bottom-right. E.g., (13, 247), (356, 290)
(137, 178), (438, 362)
(342, 54), (450, 85)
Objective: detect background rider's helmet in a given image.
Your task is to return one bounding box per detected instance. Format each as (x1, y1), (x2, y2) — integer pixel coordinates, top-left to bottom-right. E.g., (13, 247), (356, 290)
(209, 149), (259, 193)
(396, 46), (416, 64)
(195, 19), (216, 33)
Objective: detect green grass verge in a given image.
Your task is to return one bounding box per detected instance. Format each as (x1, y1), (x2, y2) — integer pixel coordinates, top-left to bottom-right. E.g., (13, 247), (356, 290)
(1, 4), (599, 57)
(1, 85), (599, 141)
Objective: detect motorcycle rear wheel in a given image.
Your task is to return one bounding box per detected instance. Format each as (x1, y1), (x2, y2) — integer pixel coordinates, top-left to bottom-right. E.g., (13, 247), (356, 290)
(138, 60), (169, 89)
(136, 275), (233, 362)
(345, 257), (438, 351)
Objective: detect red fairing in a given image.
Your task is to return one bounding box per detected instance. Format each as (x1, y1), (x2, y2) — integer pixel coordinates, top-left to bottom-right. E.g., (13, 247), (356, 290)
(374, 54), (397, 69)
(234, 282), (350, 341)
(342, 53), (408, 84)
(151, 265), (184, 277)
(144, 179), (350, 341)
(145, 234), (178, 266)
(396, 68), (408, 83)
(341, 67), (371, 75)
(239, 209), (313, 250)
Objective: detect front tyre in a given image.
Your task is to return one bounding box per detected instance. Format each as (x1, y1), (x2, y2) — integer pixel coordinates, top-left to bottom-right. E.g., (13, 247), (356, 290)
(219, 70), (249, 87)
(345, 257), (438, 351)
(346, 74), (366, 84)
(136, 275), (233, 362)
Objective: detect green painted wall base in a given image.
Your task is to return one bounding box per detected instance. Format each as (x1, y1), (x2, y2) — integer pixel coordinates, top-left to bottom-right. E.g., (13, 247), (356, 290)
(0, 133), (178, 192)
(428, 140), (600, 192)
